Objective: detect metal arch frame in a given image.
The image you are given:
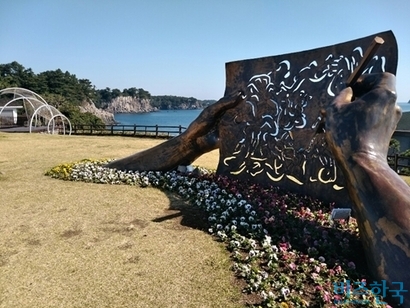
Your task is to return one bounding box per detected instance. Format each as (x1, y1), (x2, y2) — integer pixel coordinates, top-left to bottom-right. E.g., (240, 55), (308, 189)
(47, 105), (72, 135)
(48, 114), (72, 135)
(0, 87), (48, 104)
(0, 87), (72, 135)
(30, 104), (72, 135)
(0, 97), (50, 133)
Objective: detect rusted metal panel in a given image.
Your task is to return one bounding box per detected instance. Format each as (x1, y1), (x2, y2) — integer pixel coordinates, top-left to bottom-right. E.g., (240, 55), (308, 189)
(217, 31), (398, 207)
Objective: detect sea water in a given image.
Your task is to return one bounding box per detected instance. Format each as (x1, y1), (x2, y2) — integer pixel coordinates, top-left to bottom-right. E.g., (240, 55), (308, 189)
(114, 109), (203, 128)
(114, 102), (410, 128)
(398, 102), (410, 113)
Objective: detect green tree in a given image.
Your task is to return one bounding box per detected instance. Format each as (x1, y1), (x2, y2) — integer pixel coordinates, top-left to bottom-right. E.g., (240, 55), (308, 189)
(111, 88), (121, 99)
(59, 103), (105, 126)
(137, 88), (151, 99)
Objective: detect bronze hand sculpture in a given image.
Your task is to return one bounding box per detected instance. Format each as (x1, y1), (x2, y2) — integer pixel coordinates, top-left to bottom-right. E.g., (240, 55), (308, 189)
(325, 72), (410, 305)
(105, 91), (244, 171)
(105, 32), (408, 305)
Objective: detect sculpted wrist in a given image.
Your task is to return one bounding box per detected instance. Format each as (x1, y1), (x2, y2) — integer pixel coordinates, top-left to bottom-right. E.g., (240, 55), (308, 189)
(350, 151), (390, 174)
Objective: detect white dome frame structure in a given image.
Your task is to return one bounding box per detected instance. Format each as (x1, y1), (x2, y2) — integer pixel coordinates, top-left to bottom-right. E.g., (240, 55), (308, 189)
(0, 87), (72, 135)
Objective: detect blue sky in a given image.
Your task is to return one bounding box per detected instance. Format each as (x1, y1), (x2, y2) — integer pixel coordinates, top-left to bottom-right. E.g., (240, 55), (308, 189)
(0, 1), (409, 102)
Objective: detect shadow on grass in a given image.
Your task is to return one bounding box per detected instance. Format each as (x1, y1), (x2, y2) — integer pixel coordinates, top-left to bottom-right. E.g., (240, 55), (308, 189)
(151, 191), (209, 231)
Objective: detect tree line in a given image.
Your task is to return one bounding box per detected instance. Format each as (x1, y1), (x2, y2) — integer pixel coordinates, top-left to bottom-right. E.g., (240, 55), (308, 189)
(0, 61), (214, 125)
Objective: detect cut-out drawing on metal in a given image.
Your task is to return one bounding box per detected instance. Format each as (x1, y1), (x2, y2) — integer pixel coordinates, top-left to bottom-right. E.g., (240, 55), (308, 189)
(106, 30), (398, 208)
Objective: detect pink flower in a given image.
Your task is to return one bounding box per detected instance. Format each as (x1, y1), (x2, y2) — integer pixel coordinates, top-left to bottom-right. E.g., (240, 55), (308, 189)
(323, 291), (331, 303)
(279, 242), (289, 252)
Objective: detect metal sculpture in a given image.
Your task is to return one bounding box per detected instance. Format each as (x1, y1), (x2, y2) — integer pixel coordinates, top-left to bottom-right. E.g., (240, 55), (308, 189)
(106, 31), (410, 306)
(107, 31), (398, 208)
(325, 72), (410, 306)
(216, 31), (397, 207)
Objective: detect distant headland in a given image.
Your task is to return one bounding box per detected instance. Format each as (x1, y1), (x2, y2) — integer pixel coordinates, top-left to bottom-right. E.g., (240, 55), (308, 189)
(0, 61), (216, 125)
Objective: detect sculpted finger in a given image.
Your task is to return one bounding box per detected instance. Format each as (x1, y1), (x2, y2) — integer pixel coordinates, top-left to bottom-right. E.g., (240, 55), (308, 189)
(332, 87), (354, 109)
(394, 104), (403, 126)
(202, 90), (245, 118)
(183, 90), (244, 139)
(353, 73), (396, 101)
(352, 73), (380, 95)
(358, 73), (397, 110)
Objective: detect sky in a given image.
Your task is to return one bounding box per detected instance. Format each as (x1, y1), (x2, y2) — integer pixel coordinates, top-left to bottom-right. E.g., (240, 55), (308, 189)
(0, 1), (409, 102)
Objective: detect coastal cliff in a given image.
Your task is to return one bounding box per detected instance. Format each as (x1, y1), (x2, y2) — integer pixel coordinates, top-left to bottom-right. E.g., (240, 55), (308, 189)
(79, 101), (116, 124)
(79, 97), (158, 124)
(106, 97), (157, 113)
(79, 96), (216, 125)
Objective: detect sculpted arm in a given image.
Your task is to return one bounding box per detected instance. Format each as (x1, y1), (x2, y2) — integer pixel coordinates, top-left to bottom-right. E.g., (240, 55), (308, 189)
(105, 91), (244, 171)
(325, 73), (410, 305)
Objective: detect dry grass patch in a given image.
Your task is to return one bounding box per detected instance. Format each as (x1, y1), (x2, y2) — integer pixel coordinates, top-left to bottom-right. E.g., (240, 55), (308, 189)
(401, 175), (410, 186)
(0, 133), (242, 308)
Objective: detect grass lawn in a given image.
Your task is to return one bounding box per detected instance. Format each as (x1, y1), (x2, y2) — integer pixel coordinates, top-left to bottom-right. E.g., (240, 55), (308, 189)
(401, 175), (410, 185)
(0, 133), (243, 308)
(2, 132), (408, 307)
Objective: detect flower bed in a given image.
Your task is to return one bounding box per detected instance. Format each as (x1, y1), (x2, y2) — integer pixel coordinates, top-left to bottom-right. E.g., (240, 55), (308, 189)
(45, 159), (391, 307)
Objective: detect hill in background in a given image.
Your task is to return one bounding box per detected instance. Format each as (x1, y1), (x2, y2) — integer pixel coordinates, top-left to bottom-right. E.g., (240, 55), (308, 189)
(0, 61), (216, 125)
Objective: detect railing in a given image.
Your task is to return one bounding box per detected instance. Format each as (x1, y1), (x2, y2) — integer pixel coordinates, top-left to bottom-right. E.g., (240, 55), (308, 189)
(388, 154), (410, 173)
(71, 124), (187, 138)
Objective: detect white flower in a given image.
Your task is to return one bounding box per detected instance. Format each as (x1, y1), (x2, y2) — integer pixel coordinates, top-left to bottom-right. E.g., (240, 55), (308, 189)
(281, 287), (290, 297)
(248, 249), (258, 258)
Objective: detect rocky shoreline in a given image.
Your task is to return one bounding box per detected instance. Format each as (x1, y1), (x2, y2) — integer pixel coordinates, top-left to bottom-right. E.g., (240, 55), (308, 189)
(106, 97), (157, 114)
(79, 101), (116, 124)
(80, 96), (209, 124)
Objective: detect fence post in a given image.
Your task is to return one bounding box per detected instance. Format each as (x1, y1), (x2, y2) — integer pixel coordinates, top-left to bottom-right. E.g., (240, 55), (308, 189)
(134, 124), (136, 136)
(90, 125), (93, 134)
(395, 154), (399, 173)
(155, 125), (158, 138)
(110, 125), (113, 135)
(179, 125), (182, 135)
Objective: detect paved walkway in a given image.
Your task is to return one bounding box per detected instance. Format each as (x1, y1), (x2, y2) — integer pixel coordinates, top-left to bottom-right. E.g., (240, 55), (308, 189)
(0, 126), (48, 133)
